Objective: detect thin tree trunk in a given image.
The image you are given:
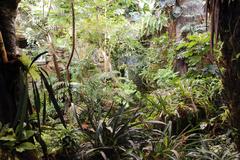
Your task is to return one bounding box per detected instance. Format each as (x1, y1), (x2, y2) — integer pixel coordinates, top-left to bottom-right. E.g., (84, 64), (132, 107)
(218, 1), (240, 150)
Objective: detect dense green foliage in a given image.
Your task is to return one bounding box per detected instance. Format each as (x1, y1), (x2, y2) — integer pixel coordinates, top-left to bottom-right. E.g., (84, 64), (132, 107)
(0, 0), (239, 159)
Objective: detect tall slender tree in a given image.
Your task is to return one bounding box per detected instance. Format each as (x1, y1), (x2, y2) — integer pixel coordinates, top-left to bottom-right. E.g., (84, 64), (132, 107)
(208, 0), (240, 150)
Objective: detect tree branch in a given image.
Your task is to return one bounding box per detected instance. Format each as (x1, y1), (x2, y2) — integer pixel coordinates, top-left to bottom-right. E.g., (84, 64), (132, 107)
(0, 32), (8, 63)
(66, 0), (76, 82)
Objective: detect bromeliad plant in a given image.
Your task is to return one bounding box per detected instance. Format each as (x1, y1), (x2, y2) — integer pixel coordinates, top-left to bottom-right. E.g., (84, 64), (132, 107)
(146, 121), (200, 160)
(75, 103), (148, 160)
(186, 133), (239, 160)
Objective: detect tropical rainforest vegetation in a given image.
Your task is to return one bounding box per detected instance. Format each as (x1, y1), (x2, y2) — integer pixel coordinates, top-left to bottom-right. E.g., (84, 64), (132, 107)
(0, 0), (240, 159)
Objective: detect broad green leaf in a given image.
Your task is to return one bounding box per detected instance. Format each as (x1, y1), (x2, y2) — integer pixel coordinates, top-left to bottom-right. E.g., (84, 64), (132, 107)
(0, 135), (16, 142)
(16, 142), (36, 153)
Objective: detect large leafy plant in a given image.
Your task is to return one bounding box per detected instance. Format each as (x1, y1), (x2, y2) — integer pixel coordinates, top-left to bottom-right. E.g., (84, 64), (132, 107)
(0, 123), (36, 156)
(175, 33), (217, 76)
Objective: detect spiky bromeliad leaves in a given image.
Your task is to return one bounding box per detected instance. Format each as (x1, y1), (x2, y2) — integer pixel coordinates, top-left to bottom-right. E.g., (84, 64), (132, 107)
(74, 104), (147, 160)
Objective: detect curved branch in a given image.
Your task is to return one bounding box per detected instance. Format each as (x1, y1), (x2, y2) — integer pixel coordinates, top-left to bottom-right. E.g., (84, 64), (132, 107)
(66, 0), (76, 82)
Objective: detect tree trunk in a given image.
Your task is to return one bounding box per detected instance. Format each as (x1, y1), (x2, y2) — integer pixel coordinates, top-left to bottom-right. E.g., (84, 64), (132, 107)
(218, 1), (240, 150)
(0, 1), (40, 159)
(0, 0), (20, 124)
